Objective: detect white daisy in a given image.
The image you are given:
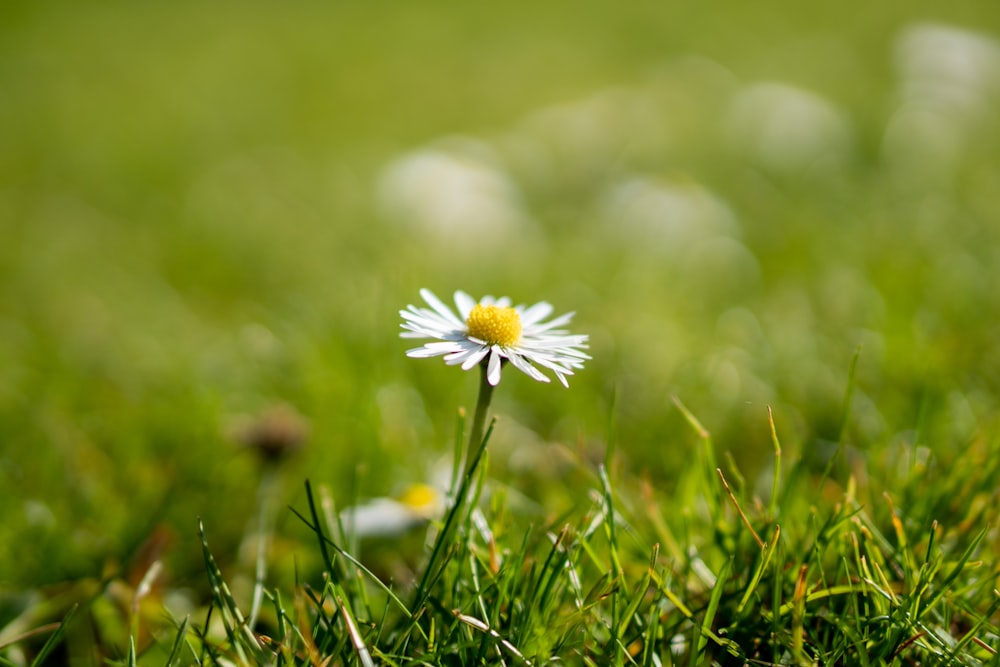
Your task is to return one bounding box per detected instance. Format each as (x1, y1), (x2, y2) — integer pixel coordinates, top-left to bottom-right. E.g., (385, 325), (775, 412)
(339, 483), (445, 539)
(401, 289), (590, 387)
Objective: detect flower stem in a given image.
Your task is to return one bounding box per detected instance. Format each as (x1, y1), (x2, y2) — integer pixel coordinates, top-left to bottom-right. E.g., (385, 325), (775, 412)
(464, 364), (495, 480)
(244, 466), (278, 630)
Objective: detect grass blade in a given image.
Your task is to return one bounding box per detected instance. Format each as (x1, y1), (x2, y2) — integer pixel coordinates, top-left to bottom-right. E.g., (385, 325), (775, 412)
(28, 604), (77, 667)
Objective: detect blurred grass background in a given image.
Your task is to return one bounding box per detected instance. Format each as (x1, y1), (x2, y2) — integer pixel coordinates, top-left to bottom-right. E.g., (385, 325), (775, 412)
(2, 0), (1000, 621)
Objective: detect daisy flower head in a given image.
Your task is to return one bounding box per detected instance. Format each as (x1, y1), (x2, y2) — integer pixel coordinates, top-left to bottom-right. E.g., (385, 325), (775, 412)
(401, 289), (590, 387)
(339, 483), (445, 539)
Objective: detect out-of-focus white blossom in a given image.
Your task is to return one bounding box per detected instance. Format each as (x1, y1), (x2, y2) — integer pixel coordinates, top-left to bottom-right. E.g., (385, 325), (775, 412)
(884, 23), (1000, 178)
(601, 176), (738, 254)
(377, 140), (530, 249)
(339, 484), (446, 539)
(727, 82), (853, 172)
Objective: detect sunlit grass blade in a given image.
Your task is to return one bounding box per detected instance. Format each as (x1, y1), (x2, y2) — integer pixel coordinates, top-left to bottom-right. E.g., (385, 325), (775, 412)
(671, 394), (716, 473)
(921, 525), (990, 616)
(303, 478), (339, 583)
(790, 564), (809, 665)
(692, 558), (735, 666)
(410, 417), (496, 615)
(767, 405), (782, 519)
(598, 464), (625, 582)
(717, 467), (764, 548)
(736, 524), (780, 616)
(819, 345), (862, 490)
(337, 595), (376, 667)
(453, 610), (533, 666)
(163, 616), (191, 667)
(27, 604), (77, 667)
(198, 519), (266, 663)
(614, 545), (656, 653)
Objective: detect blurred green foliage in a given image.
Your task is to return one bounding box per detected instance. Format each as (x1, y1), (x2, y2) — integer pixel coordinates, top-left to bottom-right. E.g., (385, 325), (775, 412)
(1, 0), (1000, 630)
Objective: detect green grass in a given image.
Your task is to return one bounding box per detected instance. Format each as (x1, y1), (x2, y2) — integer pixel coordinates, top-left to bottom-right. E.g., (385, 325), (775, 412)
(2, 0), (1000, 664)
(179, 398), (1000, 665)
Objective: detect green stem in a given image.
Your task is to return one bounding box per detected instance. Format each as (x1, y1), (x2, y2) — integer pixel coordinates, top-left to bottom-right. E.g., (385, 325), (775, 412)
(248, 467), (278, 629)
(464, 363), (496, 480)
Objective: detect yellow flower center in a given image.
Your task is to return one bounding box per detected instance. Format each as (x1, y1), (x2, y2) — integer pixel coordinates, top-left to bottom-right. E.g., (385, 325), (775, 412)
(397, 483), (441, 518)
(466, 303), (522, 347)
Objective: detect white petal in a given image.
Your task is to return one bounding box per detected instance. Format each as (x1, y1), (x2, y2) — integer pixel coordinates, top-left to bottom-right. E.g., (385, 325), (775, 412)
(460, 346), (490, 370)
(519, 301), (554, 326)
(454, 291), (477, 320)
(401, 309), (457, 333)
(406, 342), (466, 358)
(400, 329), (452, 339)
(444, 344), (489, 367)
(419, 288), (464, 327)
(518, 350), (577, 376)
(520, 343), (590, 362)
(507, 352), (551, 383)
(523, 311), (575, 334)
(340, 499), (422, 538)
(486, 347), (503, 385)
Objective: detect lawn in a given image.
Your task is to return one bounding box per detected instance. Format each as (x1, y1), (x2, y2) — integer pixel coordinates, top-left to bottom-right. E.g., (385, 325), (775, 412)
(2, 1), (1000, 664)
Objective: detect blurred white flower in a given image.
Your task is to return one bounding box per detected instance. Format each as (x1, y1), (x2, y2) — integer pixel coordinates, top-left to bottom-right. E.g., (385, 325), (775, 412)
(509, 87), (666, 180)
(339, 484), (445, 539)
(601, 176), (738, 253)
(23, 499), (55, 527)
(377, 140), (530, 248)
(401, 289), (590, 387)
(895, 23), (1000, 120)
(670, 633), (689, 656)
(727, 82), (852, 172)
(884, 23), (1000, 177)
